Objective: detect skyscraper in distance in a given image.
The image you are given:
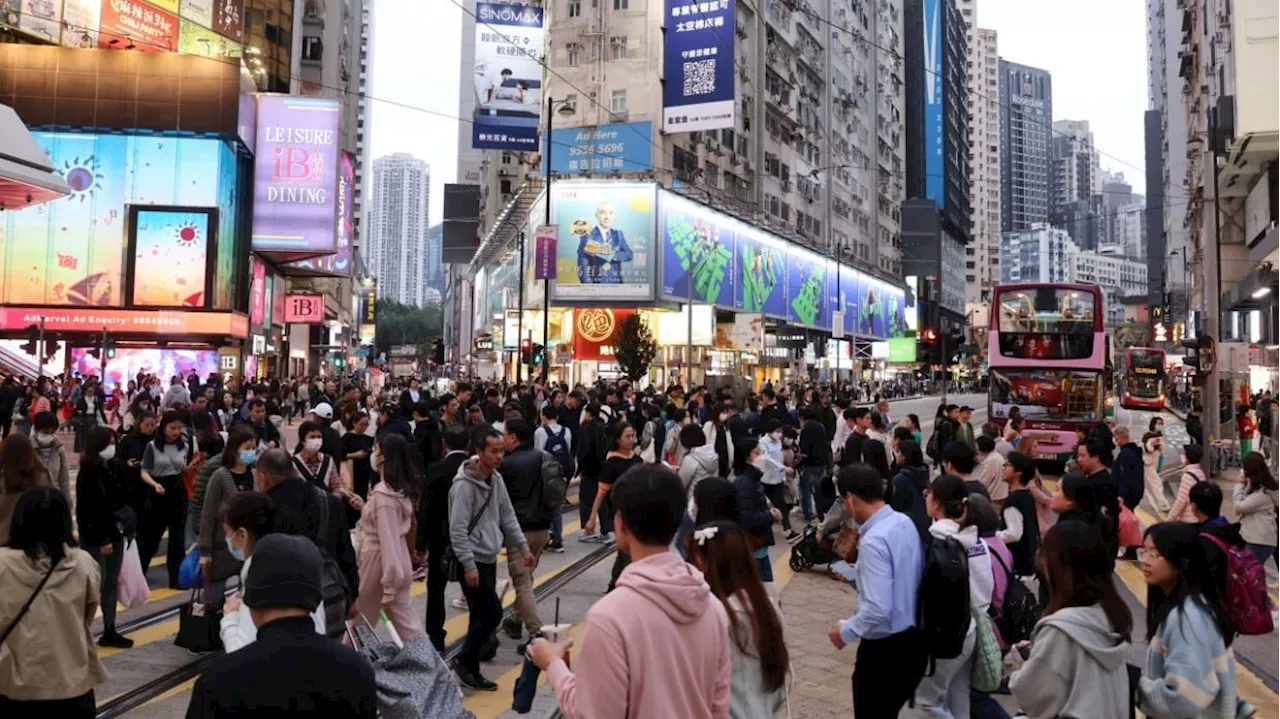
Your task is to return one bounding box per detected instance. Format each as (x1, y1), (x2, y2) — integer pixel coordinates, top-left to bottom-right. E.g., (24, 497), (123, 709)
(999, 59), (1053, 233)
(368, 153), (433, 307)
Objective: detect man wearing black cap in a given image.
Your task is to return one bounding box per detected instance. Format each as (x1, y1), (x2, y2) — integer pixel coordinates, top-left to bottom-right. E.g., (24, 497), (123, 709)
(185, 534), (376, 717)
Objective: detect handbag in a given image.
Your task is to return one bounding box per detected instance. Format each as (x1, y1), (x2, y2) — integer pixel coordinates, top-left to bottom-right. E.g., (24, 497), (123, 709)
(0, 561), (56, 646)
(174, 572), (222, 653)
(1117, 501), (1142, 548)
(178, 546), (203, 589)
(117, 540), (150, 608)
(970, 605), (1003, 693)
(439, 486), (494, 583)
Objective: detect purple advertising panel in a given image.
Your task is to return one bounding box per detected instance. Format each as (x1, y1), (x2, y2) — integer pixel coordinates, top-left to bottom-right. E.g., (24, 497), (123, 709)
(285, 151), (354, 276)
(534, 224), (557, 280)
(251, 95), (340, 254)
(237, 93), (256, 154)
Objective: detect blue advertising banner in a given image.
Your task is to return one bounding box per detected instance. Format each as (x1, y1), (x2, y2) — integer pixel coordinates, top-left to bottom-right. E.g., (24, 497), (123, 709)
(662, 0), (736, 133)
(545, 122), (654, 175)
(839, 264), (862, 336)
(734, 231), (787, 318)
(786, 247), (826, 329)
(471, 3), (544, 152)
(922, 0), (944, 205)
(660, 195), (736, 306)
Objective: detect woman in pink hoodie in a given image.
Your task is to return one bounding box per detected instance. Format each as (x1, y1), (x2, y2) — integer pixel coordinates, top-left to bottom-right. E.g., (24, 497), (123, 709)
(529, 464), (732, 718)
(1166, 443), (1206, 522)
(354, 433), (423, 639)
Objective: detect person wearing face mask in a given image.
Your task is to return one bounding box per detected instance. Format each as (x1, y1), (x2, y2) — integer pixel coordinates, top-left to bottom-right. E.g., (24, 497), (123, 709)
(732, 438), (783, 582)
(139, 410), (197, 588)
(757, 420), (796, 540)
(75, 426), (134, 648)
(352, 433), (423, 641)
(30, 412), (71, 503)
(217, 494), (330, 653)
(193, 427), (259, 613)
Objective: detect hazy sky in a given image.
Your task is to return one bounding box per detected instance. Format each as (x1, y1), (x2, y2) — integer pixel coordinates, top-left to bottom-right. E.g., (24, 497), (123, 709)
(368, 0), (1150, 226)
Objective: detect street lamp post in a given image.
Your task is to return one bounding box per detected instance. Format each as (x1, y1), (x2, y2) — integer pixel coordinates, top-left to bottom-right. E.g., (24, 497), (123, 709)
(543, 96), (576, 381)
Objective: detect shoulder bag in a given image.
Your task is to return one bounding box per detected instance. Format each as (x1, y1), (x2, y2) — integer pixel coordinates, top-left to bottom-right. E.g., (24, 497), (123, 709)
(0, 561), (56, 646)
(439, 486), (494, 583)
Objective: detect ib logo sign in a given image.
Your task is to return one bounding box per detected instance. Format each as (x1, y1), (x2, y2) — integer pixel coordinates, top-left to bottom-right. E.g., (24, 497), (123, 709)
(284, 294), (324, 324)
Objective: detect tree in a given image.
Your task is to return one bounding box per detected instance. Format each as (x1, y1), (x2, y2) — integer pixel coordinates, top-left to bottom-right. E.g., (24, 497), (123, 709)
(609, 313), (657, 383)
(374, 300), (443, 355)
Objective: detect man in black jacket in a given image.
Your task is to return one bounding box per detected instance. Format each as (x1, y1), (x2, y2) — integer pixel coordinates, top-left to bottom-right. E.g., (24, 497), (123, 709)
(497, 418), (554, 646)
(759, 388), (793, 430)
(398, 377), (424, 418)
(797, 407), (831, 522)
(185, 534), (376, 718)
(417, 425), (469, 651)
(575, 403), (607, 539)
(557, 392), (583, 451)
(1111, 426), (1146, 512)
(257, 448), (359, 637)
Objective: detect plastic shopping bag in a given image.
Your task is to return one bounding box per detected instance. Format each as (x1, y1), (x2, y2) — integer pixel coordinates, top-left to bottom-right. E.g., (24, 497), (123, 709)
(1118, 502), (1143, 548)
(118, 540), (150, 609)
(178, 547), (203, 589)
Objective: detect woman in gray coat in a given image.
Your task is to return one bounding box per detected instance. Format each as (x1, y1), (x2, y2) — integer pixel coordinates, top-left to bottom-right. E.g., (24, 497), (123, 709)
(195, 427), (259, 611)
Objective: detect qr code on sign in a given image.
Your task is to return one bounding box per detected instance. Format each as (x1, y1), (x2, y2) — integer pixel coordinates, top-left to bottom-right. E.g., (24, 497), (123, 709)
(682, 59), (716, 97)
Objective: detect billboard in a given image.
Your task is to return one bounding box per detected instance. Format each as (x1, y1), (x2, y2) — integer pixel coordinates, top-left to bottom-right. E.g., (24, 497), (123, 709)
(0, 132), (240, 307)
(283, 294), (324, 323)
(100, 0), (179, 51)
(211, 0), (242, 41)
(248, 257), (266, 325)
(0, 306), (248, 337)
(128, 207), (216, 308)
(659, 193), (734, 307)
(544, 122), (654, 176)
(285, 150), (355, 276)
(922, 0), (943, 205)
(551, 183), (655, 301)
(251, 95), (341, 255)
(71, 347), (219, 390)
(178, 18), (241, 57)
(471, 2), (544, 152)
(662, 0), (736, 133)
(61, 0), (102, 47)
(734, 231), (787, 318)
(786, 247), (826, 329)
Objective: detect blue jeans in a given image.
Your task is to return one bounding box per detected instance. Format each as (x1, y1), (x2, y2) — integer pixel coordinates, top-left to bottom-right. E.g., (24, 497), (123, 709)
(800, 466), (825, 521)
(549, 509), (563, 545)
(971, 687), (1012, 719)
(755, 552), (773, 582)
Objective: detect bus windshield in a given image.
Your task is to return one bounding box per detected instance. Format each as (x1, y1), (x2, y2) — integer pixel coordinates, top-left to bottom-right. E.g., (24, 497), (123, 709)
(989, 368), (1104, 421)
(1125, 349), (1166, 399)
(994, 287), (1098, 360)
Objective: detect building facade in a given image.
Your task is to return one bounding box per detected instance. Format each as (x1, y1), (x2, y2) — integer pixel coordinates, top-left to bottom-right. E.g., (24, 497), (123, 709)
(368, 153), (433, 307)
(1144, 0), (1190, 316)
(1050, 119), (1101, 214)
(1002, 224), (1149, 325)
(999, 59), (1052, 233)
(963, 25), (1000, 306)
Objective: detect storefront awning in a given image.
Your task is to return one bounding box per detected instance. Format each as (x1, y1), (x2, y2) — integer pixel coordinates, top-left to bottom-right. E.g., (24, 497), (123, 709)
(0, 105), (70, 210)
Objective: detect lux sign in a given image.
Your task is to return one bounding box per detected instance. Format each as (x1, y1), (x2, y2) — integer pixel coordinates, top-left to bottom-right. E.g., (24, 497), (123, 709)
(284, 294), (325, 323)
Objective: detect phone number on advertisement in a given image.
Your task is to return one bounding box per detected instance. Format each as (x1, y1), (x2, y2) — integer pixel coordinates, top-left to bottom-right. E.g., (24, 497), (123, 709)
(569, 143), (626, 156)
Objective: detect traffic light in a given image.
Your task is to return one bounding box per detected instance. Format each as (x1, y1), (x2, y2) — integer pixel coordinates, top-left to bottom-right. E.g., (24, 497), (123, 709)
(104, 334), (116, 359)
(20, 324), (39, 356)
(530, 343), (545, 367)
(43, 338), (60, 362)
(921, 328), (938, 342)
(1181, 334), (1214, 386)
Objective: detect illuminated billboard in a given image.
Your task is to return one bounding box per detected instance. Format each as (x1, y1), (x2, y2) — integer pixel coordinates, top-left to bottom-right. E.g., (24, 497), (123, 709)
(551, 182), (656, 302)
(0, 0), (244, 51)
(470, 2), (544, 152)
(285, 150), (354, 276)
(0, 131), (244, 309)
(127, 207), (217, 308)
(0, 306), (248, 337)
(251, 95), (341, 257)
(70, 347), (219, 390)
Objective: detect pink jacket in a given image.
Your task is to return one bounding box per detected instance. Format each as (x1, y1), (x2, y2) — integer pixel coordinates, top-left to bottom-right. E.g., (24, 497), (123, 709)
(359, 482), (414, 596)
(1167, 465), (1206, 523)
(547, 551), (732, 719)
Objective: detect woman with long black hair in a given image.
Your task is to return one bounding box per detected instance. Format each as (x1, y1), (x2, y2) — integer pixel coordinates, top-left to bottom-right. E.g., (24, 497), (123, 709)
(1235, 452), (1278, 568)
(74, 426), (133, 648)
(732, 437), (781, 582)
(585, 421), (641, 592)
(138, 409), (194, 587)
(353, 432), (423, 640)
(1137, 522), (1240, 718)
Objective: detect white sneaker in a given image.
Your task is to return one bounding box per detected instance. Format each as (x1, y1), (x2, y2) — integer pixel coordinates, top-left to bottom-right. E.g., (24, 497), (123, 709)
(451, 596), (468, 610)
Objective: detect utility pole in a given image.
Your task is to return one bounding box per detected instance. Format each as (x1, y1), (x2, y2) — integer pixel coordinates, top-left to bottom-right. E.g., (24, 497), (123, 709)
(516, 229), (526, 384)
(99, 326), (109, 380)
(36, 319), (46, 379)
(543, 96), (554, 382)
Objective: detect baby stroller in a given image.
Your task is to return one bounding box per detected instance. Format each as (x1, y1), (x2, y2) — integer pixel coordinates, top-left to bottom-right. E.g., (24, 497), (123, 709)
(789, 525), (841, 572)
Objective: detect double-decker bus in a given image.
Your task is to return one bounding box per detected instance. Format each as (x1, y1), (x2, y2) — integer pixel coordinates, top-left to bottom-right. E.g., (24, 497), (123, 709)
(987, 283), (1108, 461)
(1120, 347), (1167, 410)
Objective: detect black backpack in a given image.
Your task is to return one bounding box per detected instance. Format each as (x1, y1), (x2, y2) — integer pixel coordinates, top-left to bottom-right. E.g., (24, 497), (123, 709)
(917, 535), (971, 674)
(544, 426), (576, 479)
(990, 548), (1041, 644)
(309, 486), (350, 638)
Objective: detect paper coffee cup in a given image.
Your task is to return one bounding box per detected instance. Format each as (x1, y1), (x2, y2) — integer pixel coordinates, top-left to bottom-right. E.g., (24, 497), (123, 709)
(540, 623), (573, 642)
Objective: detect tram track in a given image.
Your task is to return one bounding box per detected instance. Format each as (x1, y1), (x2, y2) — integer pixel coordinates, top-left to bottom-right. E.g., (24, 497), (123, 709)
(94, 500), (604, 718)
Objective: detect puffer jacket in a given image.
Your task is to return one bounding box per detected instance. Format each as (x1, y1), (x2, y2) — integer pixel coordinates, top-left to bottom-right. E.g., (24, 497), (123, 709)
(0, 547), (107, 700)
(678, 444), (720, 496)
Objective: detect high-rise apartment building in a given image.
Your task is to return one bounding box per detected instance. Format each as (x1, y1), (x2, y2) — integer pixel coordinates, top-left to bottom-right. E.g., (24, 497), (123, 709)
(1144, 0), (1189, 314)
(426, 223), (445, 294)
(999, 59), (1052, 233)
(368, 153), (433, 306)
(1050, 119), (1101, 213)
(952, 0), (998, 305)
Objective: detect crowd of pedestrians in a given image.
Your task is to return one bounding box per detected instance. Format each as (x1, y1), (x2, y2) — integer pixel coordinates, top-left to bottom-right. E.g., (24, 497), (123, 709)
(0, 368), (1273, 719)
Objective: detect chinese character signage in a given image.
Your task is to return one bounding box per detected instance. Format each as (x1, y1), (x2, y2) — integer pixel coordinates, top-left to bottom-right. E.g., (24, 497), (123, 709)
(286, 151), (355, 276)
(471, 2), (544, 152)
(283, 294), (324, 324)
(662, 0), (736, 133)
(100, 0), (179, 52)
(551, 183), (656, 302)
(534, 224), (557, 280)
(922, 0), (943, 205)
(660, 192), (734, 307)
(251, 95), (341, 255)
(543, 122), (653, 176)
(212, 0), (243, 41)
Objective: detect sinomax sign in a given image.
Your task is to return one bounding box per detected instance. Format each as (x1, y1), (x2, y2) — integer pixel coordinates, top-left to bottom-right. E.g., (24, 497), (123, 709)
(471, 3), (545, 152)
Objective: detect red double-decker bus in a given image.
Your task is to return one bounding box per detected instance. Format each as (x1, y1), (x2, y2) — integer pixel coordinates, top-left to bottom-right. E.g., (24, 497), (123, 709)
(1121, 347), (1167, 410)
(987, 283), (1108, 461)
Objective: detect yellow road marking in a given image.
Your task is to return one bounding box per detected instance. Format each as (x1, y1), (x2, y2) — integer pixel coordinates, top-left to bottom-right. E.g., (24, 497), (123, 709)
(95, 587), (182, 621)
(467, 547), (800, 718)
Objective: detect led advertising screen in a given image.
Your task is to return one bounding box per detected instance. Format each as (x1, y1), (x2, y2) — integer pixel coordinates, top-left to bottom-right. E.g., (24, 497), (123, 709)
(70, 347), (219, 390)
(471, 2), (544, 152)
(662, 0), (736, 133)
(178, 18), (241, 57)
(659, 193), (734, 307)
(251, 95), (341, 256)
(248, 257), (266, 325)
(922, 0), (944, 205)
(551, 183), (655, 302)
(734, 231), (787, 318)
(0, 132), (240, 308)
(128, 207), (216, 308)
(285, 150), (354, 276)
(0, 307), (248, 337)
(786, 246), (826, 329)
